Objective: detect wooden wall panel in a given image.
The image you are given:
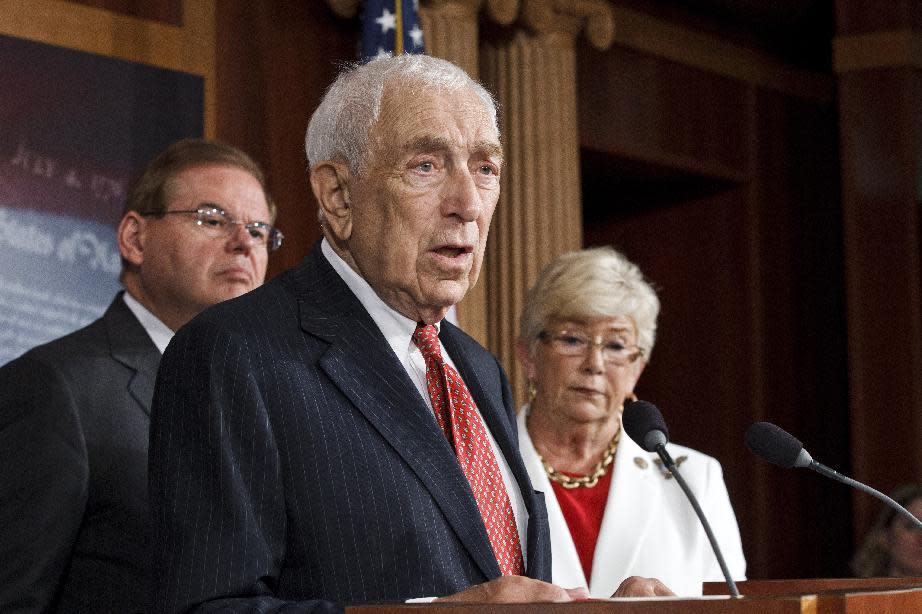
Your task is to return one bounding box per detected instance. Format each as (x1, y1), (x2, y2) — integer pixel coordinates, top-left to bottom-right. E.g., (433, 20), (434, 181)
(838, 67), (922, 537)
(835, 0), (922, 542)
(749, 90), (850, 578)
(214, 1), (355, 277)
(580, 39), (848, 579)
(71, 0), (182, 25)
(836, 0), (922, 36)
(577, 43), (748, 181)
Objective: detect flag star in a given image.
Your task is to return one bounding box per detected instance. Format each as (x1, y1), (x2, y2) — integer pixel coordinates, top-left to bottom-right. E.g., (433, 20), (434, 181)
(376, 8), (396, 33)
(375, 47), (390, 59)
(409, 24), (424, 48)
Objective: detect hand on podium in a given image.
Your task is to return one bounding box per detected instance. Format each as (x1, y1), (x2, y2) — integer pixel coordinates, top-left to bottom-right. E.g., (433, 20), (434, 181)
(612, 576), (676, 597)
(436, 576), (589, 603)
(435, 575), (675, 603)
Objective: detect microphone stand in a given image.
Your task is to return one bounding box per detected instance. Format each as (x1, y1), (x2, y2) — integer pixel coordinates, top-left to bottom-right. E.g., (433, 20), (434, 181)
(808, 461), (922, 531)
(655, 444), (741, 598)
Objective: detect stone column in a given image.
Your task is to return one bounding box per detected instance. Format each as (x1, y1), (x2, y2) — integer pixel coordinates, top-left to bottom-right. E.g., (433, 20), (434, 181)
(479, 0), (613, 405)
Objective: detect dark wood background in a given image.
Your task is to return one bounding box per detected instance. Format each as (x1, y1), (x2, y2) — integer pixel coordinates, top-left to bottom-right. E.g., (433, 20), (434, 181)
(69, 0), (922, 582)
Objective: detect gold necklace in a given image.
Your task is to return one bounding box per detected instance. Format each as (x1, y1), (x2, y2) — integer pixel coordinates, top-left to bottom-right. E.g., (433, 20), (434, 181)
(536, 429), (621, 489)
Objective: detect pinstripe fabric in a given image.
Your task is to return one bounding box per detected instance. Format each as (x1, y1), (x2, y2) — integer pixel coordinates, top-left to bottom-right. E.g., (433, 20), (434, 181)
(148, 242), (550, 613)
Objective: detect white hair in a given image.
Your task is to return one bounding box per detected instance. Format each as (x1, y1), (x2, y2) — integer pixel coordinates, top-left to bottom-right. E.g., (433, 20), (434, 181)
(305, 54), (498, 173)
(520, 247), (661, 360)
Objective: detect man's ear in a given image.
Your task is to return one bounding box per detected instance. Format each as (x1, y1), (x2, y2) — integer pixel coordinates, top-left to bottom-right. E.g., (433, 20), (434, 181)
(117, 212), (145, 268)
(310, 161), (353, 241)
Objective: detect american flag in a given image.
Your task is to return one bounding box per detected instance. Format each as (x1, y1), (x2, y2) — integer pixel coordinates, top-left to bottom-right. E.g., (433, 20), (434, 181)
(361, 0), (425, 62)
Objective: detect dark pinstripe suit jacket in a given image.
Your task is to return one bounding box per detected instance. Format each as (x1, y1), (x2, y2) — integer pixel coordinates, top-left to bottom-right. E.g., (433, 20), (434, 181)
(0, 294), (158, 613)
(148, 242), (551, 613)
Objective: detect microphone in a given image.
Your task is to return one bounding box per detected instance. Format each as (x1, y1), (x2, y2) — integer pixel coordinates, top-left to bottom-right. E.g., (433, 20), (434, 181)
(745, 422), (922, 531)
(623, 401), (741, 598)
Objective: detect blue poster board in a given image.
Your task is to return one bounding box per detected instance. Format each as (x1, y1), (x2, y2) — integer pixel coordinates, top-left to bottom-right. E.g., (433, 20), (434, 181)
(0, 34), (203, 365)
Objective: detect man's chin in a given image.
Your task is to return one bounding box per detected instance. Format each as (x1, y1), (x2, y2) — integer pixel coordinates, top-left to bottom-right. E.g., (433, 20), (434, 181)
(213, 283), (256, 304)
(427, 279), (470, 308)
(407, 282), (466, 323)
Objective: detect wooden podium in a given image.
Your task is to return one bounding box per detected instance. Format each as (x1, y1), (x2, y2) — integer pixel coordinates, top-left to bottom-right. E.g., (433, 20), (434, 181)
(347, 578), (922, 613)
(706, 578), (922, 613)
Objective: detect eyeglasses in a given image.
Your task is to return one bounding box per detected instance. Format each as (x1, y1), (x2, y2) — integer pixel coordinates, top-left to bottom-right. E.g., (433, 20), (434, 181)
(538, 329), (645, 366)
(143, 205), (284, 252)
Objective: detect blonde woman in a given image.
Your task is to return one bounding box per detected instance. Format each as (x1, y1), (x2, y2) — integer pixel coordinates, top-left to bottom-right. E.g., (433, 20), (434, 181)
(516, 247), (746, 596)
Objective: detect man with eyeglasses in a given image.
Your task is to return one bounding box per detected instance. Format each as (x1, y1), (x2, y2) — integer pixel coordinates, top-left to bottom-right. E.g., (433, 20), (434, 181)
(0, 138), (281, 613)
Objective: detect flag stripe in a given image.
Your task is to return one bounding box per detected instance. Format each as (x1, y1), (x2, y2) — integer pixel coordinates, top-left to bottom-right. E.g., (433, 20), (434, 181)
(394, 0), (403, 54)
(361, 0), (424, 62)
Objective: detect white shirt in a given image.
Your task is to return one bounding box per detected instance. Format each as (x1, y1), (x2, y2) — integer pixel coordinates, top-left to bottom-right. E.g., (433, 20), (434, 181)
(321, 239), (528, 562)
(122, 291), (173, 354)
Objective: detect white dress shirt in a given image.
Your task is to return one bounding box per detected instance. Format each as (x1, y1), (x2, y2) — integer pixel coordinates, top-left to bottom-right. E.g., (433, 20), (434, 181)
(122, 291), (173, 354)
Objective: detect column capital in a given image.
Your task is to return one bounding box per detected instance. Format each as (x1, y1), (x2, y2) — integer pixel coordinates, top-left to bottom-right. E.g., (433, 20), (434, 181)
(483, 0), (520, 25)
(326, 0), (359, 19)
(522, 0), (614, 49)
(424, 0), (519, 24)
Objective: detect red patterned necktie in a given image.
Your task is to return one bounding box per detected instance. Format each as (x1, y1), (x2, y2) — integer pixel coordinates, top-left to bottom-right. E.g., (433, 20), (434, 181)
(412, 323), (525, 576)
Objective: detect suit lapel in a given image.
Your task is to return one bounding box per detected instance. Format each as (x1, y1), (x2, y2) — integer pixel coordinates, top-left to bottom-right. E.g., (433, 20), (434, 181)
(516, 411), (587, 589)
(290, 245), (499, 579)
(105, 294), (161, 416)
(518, 410), (665, 596)
(588, 434), (661, 595)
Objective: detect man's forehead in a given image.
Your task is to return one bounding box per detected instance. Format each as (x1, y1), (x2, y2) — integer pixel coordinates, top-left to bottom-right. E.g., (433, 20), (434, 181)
(400, 135), (503, 159)
(171, 163), (257, 188)
(378, 81), (495, 128)
(373, 92), (500, 160)
(168, 165), (269, 215)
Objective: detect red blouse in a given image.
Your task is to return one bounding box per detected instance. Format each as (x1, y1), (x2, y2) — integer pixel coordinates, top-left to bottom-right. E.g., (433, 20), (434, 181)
(550, 471), (612, 581)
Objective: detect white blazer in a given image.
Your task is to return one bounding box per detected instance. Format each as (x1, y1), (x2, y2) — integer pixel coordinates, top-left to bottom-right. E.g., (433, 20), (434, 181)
(518, 408), (746, 597)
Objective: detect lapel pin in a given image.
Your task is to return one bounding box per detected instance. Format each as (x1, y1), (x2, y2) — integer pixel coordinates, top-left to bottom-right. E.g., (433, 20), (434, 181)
(653, 455), (688, 479)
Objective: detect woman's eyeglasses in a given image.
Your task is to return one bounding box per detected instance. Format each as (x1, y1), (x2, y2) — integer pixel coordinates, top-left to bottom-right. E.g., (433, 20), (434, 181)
(538, 329), (644, 366)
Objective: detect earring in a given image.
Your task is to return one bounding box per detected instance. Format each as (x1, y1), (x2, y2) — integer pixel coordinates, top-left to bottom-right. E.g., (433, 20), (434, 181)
(526, 380), (537, 403)
(618, 392), (639, 413)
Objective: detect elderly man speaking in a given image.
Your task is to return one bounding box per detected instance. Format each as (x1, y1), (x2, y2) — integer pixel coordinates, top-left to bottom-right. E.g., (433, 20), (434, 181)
(149, 55), (669, 612)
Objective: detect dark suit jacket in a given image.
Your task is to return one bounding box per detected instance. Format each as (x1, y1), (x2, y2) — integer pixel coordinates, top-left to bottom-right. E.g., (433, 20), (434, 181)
(149, 242), (551, 613)
(0, 293), (159, 613)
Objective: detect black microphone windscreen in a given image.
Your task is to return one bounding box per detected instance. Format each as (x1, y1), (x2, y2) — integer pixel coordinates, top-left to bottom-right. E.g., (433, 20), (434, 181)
(745, 422), (804, 469)
(622, 400), (669, 452)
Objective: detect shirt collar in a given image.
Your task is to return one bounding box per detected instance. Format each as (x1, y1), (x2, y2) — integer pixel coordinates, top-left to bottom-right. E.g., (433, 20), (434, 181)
(321, 238), (440, 357)
(122, 291), (173, 354)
